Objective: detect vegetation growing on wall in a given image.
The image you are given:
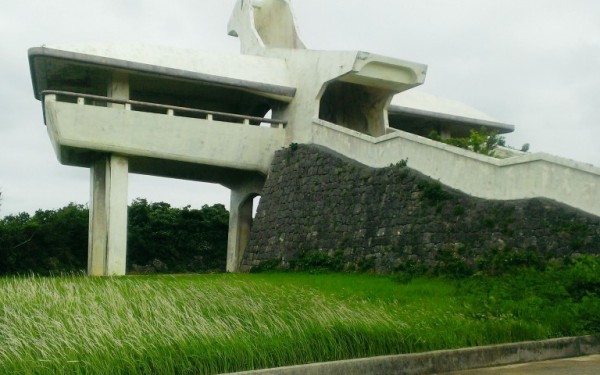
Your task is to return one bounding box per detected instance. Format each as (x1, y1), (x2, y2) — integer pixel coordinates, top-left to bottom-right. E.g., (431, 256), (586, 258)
(245, 144), (600, 274)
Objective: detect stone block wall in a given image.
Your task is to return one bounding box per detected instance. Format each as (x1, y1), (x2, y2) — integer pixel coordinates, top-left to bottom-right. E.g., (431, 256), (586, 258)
(241, 144), (600, 273)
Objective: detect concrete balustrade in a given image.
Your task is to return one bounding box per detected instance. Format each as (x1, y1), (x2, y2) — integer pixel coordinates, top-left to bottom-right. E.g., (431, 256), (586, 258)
(44, 91), (287, 128)
(312, 119), (600, 218)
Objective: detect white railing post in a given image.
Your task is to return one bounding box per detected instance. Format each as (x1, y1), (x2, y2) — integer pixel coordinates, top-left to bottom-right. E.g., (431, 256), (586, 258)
(243, 118), (250, 126)
(207, 114), (213, 121)
(77, 97), (85, 105)
(125, 103), (132, 111)
(44, 94), (57, 104)
(167, 109), (174, 116)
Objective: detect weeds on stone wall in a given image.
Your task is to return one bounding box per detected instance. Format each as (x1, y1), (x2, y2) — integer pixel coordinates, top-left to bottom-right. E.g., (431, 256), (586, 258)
(433, 245), (473, 278)
(244, 144), (600, 276)
(251, 250), (346, 273)
(475, 246), (546, 276)
(417, 180), (452, 205)
(289, 250), (345, 272)
(392, 246), (560, 280)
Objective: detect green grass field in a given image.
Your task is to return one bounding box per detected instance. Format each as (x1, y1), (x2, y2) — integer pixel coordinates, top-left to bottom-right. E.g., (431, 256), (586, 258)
(1, 260), (599, 374)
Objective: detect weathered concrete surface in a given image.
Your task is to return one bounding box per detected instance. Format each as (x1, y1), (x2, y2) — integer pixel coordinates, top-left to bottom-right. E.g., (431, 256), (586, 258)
(227, 178), (264, 272)
(87, 73), (130, 276)
(443, 354), (600, 375)
(225, 336), (600, 375)
(88, 155), (128, 276)
(44, 98), (286, 176)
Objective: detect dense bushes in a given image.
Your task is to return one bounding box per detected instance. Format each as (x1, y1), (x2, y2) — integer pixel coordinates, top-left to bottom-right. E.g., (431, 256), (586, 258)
(0, 200), (229, 275)
(457, 255), (600, 334)
(128, 199), (228, 273)
(0, 204), (89, 275)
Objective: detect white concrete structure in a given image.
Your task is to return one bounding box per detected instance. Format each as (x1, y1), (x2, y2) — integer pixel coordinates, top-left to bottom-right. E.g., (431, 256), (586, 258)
(29, 0), (599, 275)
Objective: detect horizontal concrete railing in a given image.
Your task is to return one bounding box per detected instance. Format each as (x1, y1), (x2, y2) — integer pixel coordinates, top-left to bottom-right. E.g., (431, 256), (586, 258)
(42, 90), (287, 128)
(312, 119), (600, 217)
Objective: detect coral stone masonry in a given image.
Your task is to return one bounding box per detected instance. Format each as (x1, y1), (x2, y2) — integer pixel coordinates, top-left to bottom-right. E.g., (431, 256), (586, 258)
(243, 145), (600, 273)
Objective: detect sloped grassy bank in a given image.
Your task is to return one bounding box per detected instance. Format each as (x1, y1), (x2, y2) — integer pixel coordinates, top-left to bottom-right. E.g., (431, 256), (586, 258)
(1, 257), (598, 374)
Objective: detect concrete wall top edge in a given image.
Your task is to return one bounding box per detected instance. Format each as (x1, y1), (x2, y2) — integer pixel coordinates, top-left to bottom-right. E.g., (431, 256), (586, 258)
(312, 119), (600, 176)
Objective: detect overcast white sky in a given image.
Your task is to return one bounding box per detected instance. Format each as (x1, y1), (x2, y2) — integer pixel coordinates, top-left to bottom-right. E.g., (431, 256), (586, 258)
(1, 0), (599, 217)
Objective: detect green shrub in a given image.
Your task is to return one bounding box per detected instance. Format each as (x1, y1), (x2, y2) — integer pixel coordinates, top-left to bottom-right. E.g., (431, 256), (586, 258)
(417, 181), (452, 204)
(563, 255), (600, 301)
(428, 128), (506, 157)
(476, 248), (545, 276)
(288, 250), (344, 272)
(249, 258), (283, 273)
(434, 245), (474, 278)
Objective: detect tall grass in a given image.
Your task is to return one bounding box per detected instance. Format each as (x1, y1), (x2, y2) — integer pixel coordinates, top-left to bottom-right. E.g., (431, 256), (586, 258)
(0, 271), (595, 374)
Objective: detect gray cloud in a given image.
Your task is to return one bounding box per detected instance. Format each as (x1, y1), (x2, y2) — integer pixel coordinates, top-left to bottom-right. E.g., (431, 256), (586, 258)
(1, 0), (599, 216)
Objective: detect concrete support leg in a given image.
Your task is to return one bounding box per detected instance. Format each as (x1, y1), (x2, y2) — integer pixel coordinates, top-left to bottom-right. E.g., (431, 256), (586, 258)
(88, 155), (129, 276)
(227, 189), (255, 272)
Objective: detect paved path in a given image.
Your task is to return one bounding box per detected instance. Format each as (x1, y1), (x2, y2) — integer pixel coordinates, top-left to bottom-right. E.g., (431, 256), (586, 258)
(442, 354), (600, 374)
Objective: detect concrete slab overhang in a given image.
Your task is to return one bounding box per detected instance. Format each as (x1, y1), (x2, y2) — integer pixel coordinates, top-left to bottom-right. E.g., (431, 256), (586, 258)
(339, 51), (428, 92)
(28, 46), (297, 102)
(388, 91), (515, 137)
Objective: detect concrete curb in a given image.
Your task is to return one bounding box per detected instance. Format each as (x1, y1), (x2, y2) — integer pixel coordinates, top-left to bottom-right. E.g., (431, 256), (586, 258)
(226, 336), (600, 375)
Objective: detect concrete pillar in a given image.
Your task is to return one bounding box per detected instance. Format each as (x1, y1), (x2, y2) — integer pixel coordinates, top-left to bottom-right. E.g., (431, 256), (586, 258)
(108, 71), (129, 106)
(227, 189), (255, 272)
(87, 71), (130, 276)
(88, 155), (129, 276)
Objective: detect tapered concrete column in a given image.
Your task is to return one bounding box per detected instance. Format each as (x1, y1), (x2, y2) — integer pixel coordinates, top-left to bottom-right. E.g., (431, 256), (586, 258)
(227, 189), (255, 272)
(87, 71), (130, 276)
(88, 155), (129, 275)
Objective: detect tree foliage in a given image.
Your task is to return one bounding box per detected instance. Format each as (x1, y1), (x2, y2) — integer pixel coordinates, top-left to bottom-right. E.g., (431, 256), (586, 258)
(128, 199), (229, 273)
(0, 200), (229, 275)
(0, 204), (89, 274)
(429, 128), (506, 157)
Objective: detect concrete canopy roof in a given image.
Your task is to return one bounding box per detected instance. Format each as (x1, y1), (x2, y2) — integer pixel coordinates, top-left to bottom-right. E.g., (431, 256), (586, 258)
(28, 44), (297, 102)
(388, 90), (515, 136)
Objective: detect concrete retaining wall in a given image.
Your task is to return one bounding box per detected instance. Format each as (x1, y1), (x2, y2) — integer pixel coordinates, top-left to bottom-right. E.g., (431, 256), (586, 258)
(227, 336), (600, 375)
(243, 144), (600, 273)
